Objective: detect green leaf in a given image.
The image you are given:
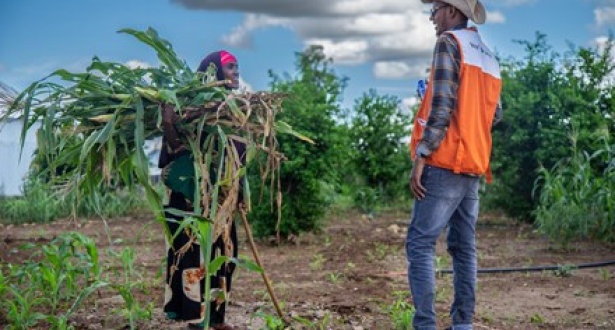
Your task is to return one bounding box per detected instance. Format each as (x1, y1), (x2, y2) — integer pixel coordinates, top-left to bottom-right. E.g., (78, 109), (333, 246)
(157, 89), (181, 110)
(164, 208), (213, 223)
(274, 121), (314, 144)
(233, 257), (263, 273)
(118, 28), (192, 81)
(208, 256), (230, 275)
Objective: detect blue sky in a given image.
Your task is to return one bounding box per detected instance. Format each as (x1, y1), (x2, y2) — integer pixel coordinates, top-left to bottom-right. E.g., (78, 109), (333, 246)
(0, 0), (611, 110)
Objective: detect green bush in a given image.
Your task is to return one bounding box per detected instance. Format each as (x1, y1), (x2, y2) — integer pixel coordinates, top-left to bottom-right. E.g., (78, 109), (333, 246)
(247, 46), (350, 238)
(487, 33), (615, 221)
(534, 133), (615, 246)
(350, 89), (412, 203)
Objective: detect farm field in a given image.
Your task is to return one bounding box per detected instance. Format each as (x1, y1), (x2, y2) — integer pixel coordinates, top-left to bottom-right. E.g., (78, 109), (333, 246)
(1, 210), (614, 330)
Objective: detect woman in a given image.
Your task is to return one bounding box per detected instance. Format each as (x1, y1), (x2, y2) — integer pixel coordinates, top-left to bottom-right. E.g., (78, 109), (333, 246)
(159, 50), (242, 330)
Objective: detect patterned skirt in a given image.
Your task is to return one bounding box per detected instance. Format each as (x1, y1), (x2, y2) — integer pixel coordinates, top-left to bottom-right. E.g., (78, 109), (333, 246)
(164, 209), (238, 325)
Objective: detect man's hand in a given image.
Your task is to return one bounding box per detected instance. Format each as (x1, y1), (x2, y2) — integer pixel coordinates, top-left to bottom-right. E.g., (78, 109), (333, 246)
(410, 157), (427, 200)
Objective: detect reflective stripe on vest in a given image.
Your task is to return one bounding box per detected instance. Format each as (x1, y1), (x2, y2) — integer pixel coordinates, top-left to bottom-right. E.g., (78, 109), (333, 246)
(410, 28), (502, 177)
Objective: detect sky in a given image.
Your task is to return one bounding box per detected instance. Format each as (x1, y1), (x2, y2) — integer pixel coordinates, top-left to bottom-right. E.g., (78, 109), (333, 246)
(0, 0), (612, 111)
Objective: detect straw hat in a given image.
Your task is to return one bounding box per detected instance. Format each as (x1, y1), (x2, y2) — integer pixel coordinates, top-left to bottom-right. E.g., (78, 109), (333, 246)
(421, 0), (487, 24)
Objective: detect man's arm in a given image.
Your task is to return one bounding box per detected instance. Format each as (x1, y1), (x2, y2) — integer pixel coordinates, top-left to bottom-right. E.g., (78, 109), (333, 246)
(410, 33), (460, 199)
(415, 33), (461, 159)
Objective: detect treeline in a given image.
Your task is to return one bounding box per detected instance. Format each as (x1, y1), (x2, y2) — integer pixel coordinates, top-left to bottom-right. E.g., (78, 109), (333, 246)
(490, 33), (614, 244)
(248, 34), (615, 245)
(247, 45), (412, 238)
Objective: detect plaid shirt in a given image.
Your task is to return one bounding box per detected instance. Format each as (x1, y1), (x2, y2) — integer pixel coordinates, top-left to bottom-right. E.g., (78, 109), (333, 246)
(416, 26), (503, 158)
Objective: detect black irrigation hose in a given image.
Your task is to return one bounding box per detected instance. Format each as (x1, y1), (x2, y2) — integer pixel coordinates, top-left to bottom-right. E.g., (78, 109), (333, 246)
(436, 260), (615, 275)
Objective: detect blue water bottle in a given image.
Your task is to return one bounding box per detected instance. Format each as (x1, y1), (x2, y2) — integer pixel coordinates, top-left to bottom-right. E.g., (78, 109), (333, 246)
(417, 79), (426, 100)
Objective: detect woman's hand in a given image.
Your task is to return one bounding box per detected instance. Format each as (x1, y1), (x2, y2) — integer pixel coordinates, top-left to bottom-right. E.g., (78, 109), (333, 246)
(161, 103), (179, 127)
(161, 103), (183, 151)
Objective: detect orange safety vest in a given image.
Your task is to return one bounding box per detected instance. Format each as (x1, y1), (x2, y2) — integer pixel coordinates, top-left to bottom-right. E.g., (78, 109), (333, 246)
(410, 28), (501, 179)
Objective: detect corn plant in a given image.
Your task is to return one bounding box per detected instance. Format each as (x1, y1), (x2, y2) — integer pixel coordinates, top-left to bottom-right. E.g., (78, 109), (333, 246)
(45, 280), (109, 330)
(3, 286), (49, 330)
(530, 313), (545, 324)
(106, 247), (152, 330)
(1, 233), (106, 329)
(383, 291), (416, 330)
(553, 264), (576, 278)
(33, 233), (102, 304)
(0, 264), (6, 300)
(534, 130), (615, 246)
(310, 253), (325, 271)
(326, 272), (343, 284)
(534, 125), (615, 247)
(45, 315), (73, 330)
(600, 268), (611, 281)
(3, 27), (310, 327)
(250, 311), (287, 330)
(294, 312), (332, 329)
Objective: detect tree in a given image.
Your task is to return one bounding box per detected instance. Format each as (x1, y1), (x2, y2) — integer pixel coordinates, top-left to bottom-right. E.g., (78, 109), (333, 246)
(487, 32), (564, 220)
(350, 89), (411, 201)
(247, 46), (351, 238)
(487, 32), (615, 221)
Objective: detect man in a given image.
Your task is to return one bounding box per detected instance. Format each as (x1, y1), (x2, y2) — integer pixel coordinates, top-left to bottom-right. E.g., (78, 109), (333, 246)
(407, 1), (502, 329)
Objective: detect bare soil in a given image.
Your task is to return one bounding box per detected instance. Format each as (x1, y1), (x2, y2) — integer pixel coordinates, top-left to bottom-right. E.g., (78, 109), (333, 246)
(1, 210), (614, 329)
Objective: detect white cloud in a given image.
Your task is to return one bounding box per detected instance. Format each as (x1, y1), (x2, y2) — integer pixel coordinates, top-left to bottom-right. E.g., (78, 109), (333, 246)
(172, 0), (436, 79)
(172, 0), (507, 79)
(373, 61), (428, 79)
(221, 14), (286, 48)
(593, 36), (608, 48)
(402, 96), (419, 109)
(125, 60), (153, 69)
(583, 36), (615, 87)
(305, 38), (370, 65)
(487, 11), (506, 24)
(172, 0), (411, 17)
(243, 6), (434, 71)
(595, 6), (615, 26)
(402, 96), (419, 113)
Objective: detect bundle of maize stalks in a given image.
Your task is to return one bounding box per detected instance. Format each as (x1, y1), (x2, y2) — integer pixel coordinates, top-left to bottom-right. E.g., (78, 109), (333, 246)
(2, 27), (306, 324)
(3, 27), (310, 220)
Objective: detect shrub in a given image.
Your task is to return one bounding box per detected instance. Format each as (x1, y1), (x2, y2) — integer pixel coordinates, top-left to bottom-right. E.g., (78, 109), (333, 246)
(247, 46), (350, 238)
(534, 132), (615, 246)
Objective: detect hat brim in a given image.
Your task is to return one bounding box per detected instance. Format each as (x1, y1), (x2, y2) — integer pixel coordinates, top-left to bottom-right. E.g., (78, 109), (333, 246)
(472, 1), (486, 24)
(419, 0), (487, 24)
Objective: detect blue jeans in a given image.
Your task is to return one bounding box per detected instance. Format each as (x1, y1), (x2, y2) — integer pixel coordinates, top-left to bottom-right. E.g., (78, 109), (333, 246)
(406, 165), (480, 330)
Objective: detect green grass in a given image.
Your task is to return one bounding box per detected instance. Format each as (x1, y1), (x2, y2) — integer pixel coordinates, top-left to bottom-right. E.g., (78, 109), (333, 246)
(0, 178), (150, 224)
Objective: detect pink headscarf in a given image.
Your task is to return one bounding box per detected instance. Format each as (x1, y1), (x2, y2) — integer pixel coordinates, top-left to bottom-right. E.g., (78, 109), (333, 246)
(220, 50), (237, 66)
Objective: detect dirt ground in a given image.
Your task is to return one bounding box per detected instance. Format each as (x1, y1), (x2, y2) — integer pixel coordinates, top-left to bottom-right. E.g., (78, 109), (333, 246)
(1, 209), (614, 329)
